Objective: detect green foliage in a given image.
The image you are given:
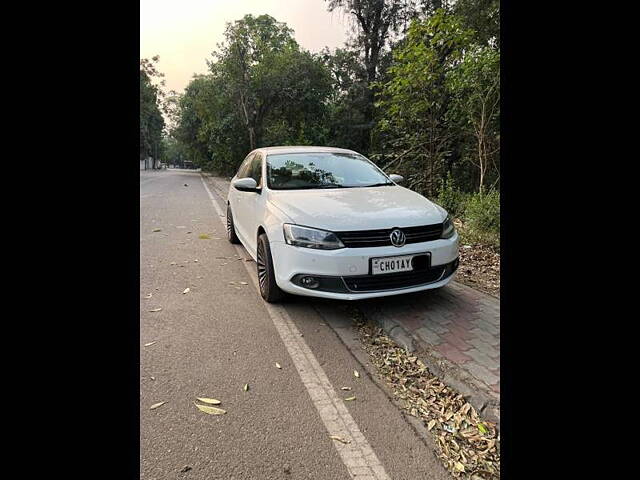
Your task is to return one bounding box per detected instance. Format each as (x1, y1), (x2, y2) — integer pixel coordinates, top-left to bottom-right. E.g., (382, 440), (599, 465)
(174, 14), (332, 175)
(374, 10), (474, 195)
(436, 174), (469, 219)
(140, 57), (165, 162)
(452, 0), (500, 46)
(447, 44), (500, 193)
(458, 190), (500, 247)
(465, 190), (499, 233)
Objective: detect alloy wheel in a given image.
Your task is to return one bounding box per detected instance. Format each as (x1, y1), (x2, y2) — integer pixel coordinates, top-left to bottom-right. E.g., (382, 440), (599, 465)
(257, 241), (267, 294)
(226, 209), (233, 239)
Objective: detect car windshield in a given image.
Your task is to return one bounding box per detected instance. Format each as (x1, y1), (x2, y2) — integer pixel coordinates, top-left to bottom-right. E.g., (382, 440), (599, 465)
(266, 152), (393, 190)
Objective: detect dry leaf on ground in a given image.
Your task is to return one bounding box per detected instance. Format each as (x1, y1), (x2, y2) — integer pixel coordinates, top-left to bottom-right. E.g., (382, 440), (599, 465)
(144, 341), (156, 347)
(182, 288), (190, 294)
(149, 308), (162, 312)
(194, 402), (226, 415)
(353, 370), (360, 378)
(243, 384), (249, 391)
(198, 234), (210, 239)
(344, 396), (356, 401)
(349, 307), (500, 479)
(150, 401), (166, 410)
(196, 397), (221, 405)
(329, 435), (350, 444)
(275, 362), (282, 369)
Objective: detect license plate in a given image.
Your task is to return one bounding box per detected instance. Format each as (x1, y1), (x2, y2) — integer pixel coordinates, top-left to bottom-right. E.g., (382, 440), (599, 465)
(371, 254), (416, 275)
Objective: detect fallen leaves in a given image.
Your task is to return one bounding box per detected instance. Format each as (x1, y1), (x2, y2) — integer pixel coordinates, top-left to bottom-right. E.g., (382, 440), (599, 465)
(148, 308), (162, 312)
(243, 384), (249, 391)
(182, 288), (190, 294)
(194, 402), (226, 415)
(344, 396), (356, 402)
(144, 341), (156, 347)
(196, 397), (221, 405)
(275, 362), (282, 369)
(198, 234), (210, 239)
(353, 370), (360, 378)
(341, 387), (352, 391)
(329, 435), (351, 444)
(456, 242), (500, 296)
(150, 401), (166, 410)
(349, 307), (500, 479)
(152, 228), (162, 232)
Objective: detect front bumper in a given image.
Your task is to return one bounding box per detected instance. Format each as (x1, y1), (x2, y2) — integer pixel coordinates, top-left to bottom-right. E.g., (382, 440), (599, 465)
(269, 232), (459, 300)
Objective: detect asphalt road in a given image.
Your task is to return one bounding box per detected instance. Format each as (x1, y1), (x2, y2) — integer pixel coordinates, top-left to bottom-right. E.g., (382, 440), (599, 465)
(140, 169), (451, 480)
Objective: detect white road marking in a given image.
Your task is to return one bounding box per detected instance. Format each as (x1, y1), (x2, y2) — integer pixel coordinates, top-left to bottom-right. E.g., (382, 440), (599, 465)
(200, 175), (390, 480)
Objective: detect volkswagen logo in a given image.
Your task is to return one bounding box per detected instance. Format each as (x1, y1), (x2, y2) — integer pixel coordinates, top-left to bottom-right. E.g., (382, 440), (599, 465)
(390, 228), (406, 247)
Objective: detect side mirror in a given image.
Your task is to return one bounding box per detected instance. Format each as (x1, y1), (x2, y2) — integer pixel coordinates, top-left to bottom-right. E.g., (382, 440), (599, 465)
(389, 174), (404, 184)
(232, 177), (259, 192)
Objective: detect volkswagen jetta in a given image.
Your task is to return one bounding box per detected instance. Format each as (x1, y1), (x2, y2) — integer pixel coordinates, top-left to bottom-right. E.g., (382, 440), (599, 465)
(226, 146), (459, 302)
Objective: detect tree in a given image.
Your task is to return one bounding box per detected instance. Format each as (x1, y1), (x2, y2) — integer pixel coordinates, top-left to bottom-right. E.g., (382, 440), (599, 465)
(325, 0), (429, 152)
(447, 45), (500, 192)
(320, 47), (370, 151)
(452, 0), (499, 46)
(140, 56), (165, 166)
(211, 14), (298, 151)
(174, 15), (333, 175)
(374, 10), (473, 195)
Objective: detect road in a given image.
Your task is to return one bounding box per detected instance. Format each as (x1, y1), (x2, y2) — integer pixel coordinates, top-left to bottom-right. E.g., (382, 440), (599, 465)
(140, 169), (451, 480)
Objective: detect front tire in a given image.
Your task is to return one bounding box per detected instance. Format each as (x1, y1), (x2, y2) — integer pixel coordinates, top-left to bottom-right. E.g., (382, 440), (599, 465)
(226, 205), (240, 244)
(256, 233), (285, 303)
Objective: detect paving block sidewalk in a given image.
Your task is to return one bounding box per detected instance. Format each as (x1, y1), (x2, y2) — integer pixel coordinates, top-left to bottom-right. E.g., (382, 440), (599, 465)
(358, 282), (500, 423)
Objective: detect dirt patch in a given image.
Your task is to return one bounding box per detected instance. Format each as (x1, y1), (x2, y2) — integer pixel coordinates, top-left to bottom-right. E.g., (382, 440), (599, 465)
(456, 243), (500, 297)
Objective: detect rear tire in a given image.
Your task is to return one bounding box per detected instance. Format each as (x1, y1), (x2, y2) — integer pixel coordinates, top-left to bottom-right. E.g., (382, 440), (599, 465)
(256, 233), (285, 303)
(226, 205), (240, 244)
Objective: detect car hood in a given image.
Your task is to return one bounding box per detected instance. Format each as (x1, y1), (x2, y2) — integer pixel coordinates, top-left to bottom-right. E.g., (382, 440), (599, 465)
(268, 185), (446, 231)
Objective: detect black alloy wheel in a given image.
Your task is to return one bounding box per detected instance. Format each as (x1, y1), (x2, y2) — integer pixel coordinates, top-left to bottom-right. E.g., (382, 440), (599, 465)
(256, 233), (285, 303)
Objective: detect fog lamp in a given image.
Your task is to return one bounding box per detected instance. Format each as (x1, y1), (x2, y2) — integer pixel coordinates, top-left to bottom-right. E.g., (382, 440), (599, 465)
(300, 276), (320, 289)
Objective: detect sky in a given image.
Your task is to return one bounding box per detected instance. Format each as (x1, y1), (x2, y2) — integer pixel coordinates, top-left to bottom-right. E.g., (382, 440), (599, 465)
(140, 0), (351, 93)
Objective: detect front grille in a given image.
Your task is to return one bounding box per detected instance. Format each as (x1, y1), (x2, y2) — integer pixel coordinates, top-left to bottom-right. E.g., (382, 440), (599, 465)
(342, 259), (458, 292)
(336, 224), (443, 248)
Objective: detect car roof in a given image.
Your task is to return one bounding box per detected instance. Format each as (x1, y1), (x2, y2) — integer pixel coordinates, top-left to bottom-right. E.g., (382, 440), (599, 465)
(253, 146), (359, 156)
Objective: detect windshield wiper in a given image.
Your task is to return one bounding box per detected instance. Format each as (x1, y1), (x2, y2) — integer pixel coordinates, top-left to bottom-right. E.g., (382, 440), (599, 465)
(359, 182), (394, 187)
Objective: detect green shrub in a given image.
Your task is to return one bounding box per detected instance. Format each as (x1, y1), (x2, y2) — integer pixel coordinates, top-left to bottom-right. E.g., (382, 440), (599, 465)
(460, 190), (500, 247)
(465, 190), (500, 233)
(436, 174), (469, 218)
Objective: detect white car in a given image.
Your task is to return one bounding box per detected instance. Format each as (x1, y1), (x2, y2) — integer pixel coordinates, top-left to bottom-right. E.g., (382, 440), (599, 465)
(226, 146), (459, 302)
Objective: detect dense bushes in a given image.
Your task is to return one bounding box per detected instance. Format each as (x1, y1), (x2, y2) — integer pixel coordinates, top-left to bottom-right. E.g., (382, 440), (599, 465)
(437, 178), (500, 247)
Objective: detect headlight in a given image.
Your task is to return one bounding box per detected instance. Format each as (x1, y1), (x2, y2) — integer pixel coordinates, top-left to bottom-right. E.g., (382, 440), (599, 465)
(441, 215), (455, 239)
(283, 224), (345, 250)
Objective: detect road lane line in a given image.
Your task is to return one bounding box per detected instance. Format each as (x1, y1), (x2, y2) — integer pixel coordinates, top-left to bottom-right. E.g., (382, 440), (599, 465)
(200, 175), (390, 480)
